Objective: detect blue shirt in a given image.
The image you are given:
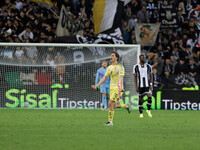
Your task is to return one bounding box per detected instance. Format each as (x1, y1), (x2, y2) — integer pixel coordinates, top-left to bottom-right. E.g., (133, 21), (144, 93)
(95, 67), (110, 88)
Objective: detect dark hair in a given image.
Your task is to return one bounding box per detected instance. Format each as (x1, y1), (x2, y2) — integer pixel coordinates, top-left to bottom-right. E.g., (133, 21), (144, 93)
(139, 53), (145, 59)
(102, 60), (107, 63)
(111, 51), (119, 61)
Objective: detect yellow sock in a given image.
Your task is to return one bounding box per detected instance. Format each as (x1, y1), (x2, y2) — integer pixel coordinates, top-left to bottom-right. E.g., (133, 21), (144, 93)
(108, 110), (114, 122)
(121, 104), (127, 108)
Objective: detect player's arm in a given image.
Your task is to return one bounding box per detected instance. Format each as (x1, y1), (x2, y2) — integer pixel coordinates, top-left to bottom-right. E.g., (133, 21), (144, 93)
(95, 70), (100, 85)
(119, 75), (124, 91)
(149, 65), (153, 90)
(92, 66), (110, 90)
(134, 73), (139, 92)
(149, 73), (153, 90)
(92, 75), (108, 90)
(133, 65), (139, 92)
(119, 65), (125, 91)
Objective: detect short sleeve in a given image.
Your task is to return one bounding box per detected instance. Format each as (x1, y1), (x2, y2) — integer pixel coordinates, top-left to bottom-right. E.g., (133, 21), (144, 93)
(105, 66), (110, 77)
(119, 65), (125, 76)
(133, 65), (137, 74)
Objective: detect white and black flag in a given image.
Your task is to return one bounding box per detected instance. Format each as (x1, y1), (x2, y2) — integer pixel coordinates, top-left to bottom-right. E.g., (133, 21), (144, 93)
(160, 2), (178, 28)
(53, 0), (131, 44)
(56, 5), (85, 36)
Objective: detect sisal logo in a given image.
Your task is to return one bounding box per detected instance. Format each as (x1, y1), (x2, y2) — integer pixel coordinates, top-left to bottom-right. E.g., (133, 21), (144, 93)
(5, 84), (99, 109)
(5, 84), (67, 108)
(118, 91), (162, 110)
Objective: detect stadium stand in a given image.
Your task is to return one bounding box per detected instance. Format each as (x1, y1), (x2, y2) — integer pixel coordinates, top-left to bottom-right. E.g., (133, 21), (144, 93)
(0, 0), (200, 89)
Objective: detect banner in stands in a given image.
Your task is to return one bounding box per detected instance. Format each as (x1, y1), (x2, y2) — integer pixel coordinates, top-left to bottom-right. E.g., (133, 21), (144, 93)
(53, 0), (129, 44)
(56, 5), (84, 36)
(167, 74), (200, 89)
(135, 23), (160, 46)
(93, 0), (131, 34)
(32, 0), (53, 9)
(160, 3), (178, 28)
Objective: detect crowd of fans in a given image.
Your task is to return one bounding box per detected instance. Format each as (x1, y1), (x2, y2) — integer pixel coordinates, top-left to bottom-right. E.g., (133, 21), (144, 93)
(0, 0), (200, 88)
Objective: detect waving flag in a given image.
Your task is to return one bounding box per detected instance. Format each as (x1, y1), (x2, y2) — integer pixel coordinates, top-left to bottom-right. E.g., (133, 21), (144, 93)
(52, 0), (131, 44)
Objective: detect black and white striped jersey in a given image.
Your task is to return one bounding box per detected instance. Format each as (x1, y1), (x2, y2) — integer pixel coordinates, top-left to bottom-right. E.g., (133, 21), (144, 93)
(133, 63), (152, 88)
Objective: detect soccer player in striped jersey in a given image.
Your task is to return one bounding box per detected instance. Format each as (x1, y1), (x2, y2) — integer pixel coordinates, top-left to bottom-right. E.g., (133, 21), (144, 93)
(133, 54), (153, 118)
(95, 60), (110, 110)
(92, 52), (130, 126)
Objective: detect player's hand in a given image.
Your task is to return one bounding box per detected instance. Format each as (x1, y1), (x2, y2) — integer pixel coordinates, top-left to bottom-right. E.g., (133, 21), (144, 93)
(91, 85), (97, 90)
(136, 87), (139, 93)
(121, 88), (125, 92)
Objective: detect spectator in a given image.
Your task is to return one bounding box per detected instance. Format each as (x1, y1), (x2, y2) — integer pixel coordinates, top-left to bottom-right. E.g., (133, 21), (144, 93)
(127, 0), (141, 15)
(33, 52), (39, 63)
(18, 26), (34, 41)
(170, 55), (177, 74)
(179, 40), (192, 63)
(157, 45), (165, 60)
(149, 53), (163, 74)
(152, 68), (162, 90)
(46, 54), (56, 69)
(178, 2), (186, 18)
(83, 20), (91, 37)
(66, 5), (72, 15)
(146, 0), (157, 16)
(125, 7), (132, 20)
(54, 52), (66, 64)
(177, 10), (185, 28)
(25, 39), (38, 59)
(162, 37), (172, 59)
(186, 34), (197, 51)
(55, 57), (66, 83)
(137, 5), (150, 23)
(188, 58), (198, 77)
(174, 59), (189, 76)
(14, 46), (24, 59)
(171, 45), (180, 62)
(122, 21), (130, 41)
(171, 29), (180, 43)
(128, 14), (138, 30)
(184, 0), (194, 13)
(150, 8), (159, 23)
(163, 59), (173, 81)
(157, 32), (164, 45)
(15, 0), (23, 11)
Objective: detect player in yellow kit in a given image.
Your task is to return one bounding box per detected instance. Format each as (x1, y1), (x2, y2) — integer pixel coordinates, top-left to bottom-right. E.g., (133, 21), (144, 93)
(91, 52), (131, 126)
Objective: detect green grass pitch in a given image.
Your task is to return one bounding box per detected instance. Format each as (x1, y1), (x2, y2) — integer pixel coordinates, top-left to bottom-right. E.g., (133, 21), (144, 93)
(0, 109), (199, 150)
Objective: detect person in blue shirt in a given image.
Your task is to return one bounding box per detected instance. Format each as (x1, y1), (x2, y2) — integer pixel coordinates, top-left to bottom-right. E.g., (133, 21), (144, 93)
(95, 60), (110, 110)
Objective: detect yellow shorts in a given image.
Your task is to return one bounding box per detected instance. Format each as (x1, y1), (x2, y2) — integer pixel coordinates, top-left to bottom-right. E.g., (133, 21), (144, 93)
(110, 88), (121, 102)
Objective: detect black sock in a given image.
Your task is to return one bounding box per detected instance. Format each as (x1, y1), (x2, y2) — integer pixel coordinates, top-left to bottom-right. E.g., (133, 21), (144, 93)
(147, 97), (152, 110)
(139, 97), (143, 114)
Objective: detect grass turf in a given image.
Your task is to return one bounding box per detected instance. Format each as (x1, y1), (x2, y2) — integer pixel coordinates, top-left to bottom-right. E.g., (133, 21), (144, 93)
(0, 109), (199, 150)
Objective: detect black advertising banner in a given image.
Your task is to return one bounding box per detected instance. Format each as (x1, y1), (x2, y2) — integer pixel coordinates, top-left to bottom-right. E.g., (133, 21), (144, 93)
(160, 3), (178, 28)
(1, 85), (200, 110)
(153, 90), (200, 110)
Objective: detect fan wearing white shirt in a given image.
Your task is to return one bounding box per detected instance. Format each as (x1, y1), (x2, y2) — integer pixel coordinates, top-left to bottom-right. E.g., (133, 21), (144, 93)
(14, 46), (24, 58)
